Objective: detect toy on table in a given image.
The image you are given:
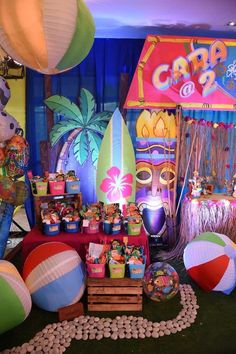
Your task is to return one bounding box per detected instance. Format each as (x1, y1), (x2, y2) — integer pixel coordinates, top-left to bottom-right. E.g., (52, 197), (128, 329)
(108, 240), (126, 278)
(103, 203), (122, 235)
(41, 208), (61, 236)
(124, 245), (146, 278)
(123, 202), (142, 235)
(65, 170), (80, 193)
(80, 203), (102, 234)
(189, 171), (202, 198)
(86, 242), (109, 278)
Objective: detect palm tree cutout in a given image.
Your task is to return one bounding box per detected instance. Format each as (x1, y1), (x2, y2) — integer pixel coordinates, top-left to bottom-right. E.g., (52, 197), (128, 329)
(44, 88), (112, 171)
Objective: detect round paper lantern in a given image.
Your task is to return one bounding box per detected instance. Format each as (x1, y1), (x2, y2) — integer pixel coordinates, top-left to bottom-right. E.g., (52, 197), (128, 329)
(142, 262), (179, 302)
(23, 242), (86, 312)
(0, 76), (10, 110)
(184, 232), (236, 294)
(0, 0), (95, 74)
(0, 260), (32, 334)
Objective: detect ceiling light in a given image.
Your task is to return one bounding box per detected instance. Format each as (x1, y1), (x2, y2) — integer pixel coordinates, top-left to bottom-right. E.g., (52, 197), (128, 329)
(227, 21), (236, 26)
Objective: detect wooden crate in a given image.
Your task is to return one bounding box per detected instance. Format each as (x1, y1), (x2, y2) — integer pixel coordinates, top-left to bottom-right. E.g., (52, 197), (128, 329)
(87, 277), (143, 311)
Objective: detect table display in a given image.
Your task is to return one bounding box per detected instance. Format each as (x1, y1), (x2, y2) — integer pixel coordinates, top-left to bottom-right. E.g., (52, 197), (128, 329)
(22, 226), (150, 266)
(179, 194), (236, 253)
(33, 192), (82, 225)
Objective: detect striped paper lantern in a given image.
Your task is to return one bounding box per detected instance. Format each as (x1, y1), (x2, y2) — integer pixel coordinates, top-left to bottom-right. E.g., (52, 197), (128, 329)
(184, 232), (236, 294)
(0, 260), (32, 334)
(0, 0), (95, 74)
(23, 242), (86, 312)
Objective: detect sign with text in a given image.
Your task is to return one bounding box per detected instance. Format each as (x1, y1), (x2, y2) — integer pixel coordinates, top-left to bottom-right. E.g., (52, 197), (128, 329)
(124, 35), (236, 110)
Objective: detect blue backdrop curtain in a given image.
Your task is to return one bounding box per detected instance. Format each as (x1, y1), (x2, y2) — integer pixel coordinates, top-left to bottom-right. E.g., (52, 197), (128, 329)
(25, 38), (144, 226)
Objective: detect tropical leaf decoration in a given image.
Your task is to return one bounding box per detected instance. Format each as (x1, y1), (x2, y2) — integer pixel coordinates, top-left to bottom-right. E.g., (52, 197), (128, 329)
(44, 95), (83, 122)
(44, 88), (112, 166)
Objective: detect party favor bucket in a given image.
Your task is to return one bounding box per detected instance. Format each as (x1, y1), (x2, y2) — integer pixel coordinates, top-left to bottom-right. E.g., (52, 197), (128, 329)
(35, 181), (48, 196)
(127, 222), (142, 236)
(129, 257), (146, 279)
(83, 221), (100, 234)
(43, 222), (61, 236)
(109, 263), (125, 278)
(49, 181), (65, 195)
(87, 263), (105, 278)
(64, 220), (80, 233)
(66, 180), (80, 194)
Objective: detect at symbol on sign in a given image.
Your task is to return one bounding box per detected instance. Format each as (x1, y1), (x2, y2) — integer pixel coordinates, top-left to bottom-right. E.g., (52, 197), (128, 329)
(180, 82), (195, 98)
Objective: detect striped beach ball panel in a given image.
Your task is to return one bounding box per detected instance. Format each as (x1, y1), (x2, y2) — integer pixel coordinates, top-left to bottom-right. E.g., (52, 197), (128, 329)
(0, 260), (32, 334)
(22, 242), (86, 311)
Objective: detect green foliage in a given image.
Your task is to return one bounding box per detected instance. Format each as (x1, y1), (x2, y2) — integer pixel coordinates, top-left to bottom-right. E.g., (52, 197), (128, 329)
(73, 130), (89, 165)
(44, 95), (83, 124)
(79, 88), (95, 125)
(87, 130), (102, 164)
(50, 119), (79, 146)
(45, 89), (112, 166)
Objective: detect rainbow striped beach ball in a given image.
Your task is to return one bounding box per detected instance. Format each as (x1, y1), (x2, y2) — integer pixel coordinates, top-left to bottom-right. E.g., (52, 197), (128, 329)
(0, 260), (32, 334)
(23, 242), (86, 312)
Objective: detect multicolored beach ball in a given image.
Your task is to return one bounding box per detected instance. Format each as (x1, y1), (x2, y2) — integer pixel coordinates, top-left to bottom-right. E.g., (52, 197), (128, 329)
(0, 260), (32, 334)
(142, 262), (179, 302)
(184, 232), (236, 294)
(23, 242), (86, 312)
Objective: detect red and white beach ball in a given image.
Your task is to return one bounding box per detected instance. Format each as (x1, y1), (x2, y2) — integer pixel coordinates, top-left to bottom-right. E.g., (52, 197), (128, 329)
(23, 242), (86, 312)
(184, 232), (236, 294)
(0, 260), (32, 334)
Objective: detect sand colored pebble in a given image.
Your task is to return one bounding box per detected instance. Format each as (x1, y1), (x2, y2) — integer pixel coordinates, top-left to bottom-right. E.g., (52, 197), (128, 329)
(152, 331), (159, 338)
(27, 345), (34, 352)
(5, 283), (199, 353)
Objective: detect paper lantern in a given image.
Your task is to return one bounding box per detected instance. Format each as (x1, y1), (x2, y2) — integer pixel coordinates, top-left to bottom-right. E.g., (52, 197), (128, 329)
(0, 260), (32, 334)
(184, 232), (236, 294)
(0, 0), (95, 74)
(23, 242), (86, 312)
(142, 262), (179, 302)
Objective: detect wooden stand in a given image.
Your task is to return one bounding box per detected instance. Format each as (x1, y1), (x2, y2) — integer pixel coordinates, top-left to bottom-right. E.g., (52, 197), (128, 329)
(58, 302), (84, 321)
(33, 192), (82, 225)
(87, 278), (143, 312)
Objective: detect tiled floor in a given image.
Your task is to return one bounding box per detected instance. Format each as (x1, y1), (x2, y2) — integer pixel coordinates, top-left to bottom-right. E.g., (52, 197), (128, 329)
(10, 206), (31, 233)
(4, 206), (31, 259)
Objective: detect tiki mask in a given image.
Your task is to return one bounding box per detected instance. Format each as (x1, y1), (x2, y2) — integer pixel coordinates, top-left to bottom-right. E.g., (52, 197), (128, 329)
(135, 109), (177, 236)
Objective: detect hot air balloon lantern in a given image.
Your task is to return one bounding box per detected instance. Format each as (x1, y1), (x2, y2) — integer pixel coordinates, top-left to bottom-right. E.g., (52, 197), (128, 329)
(184, 232), (236, 295)
(0, 0), (95, 74)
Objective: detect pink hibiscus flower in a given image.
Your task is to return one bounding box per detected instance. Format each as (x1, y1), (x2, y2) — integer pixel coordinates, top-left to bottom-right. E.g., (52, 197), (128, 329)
(100, 166), (133, 202)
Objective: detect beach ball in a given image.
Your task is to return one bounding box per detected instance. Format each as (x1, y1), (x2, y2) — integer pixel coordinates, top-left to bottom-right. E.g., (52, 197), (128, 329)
(142, 262), (179, 302)
(184, 232), (236, 294)
(0, 76), (10, 110)
(0, 0), (95, 74)
(23, 242), (86, 312)
(0, 260), (32, 334)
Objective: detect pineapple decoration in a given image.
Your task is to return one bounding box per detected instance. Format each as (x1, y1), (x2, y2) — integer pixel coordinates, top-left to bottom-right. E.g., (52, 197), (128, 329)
(4, 128), (30, 181)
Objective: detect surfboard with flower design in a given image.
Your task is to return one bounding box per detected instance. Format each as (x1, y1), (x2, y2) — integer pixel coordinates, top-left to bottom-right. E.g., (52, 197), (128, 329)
(96, 108), (136, 205)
